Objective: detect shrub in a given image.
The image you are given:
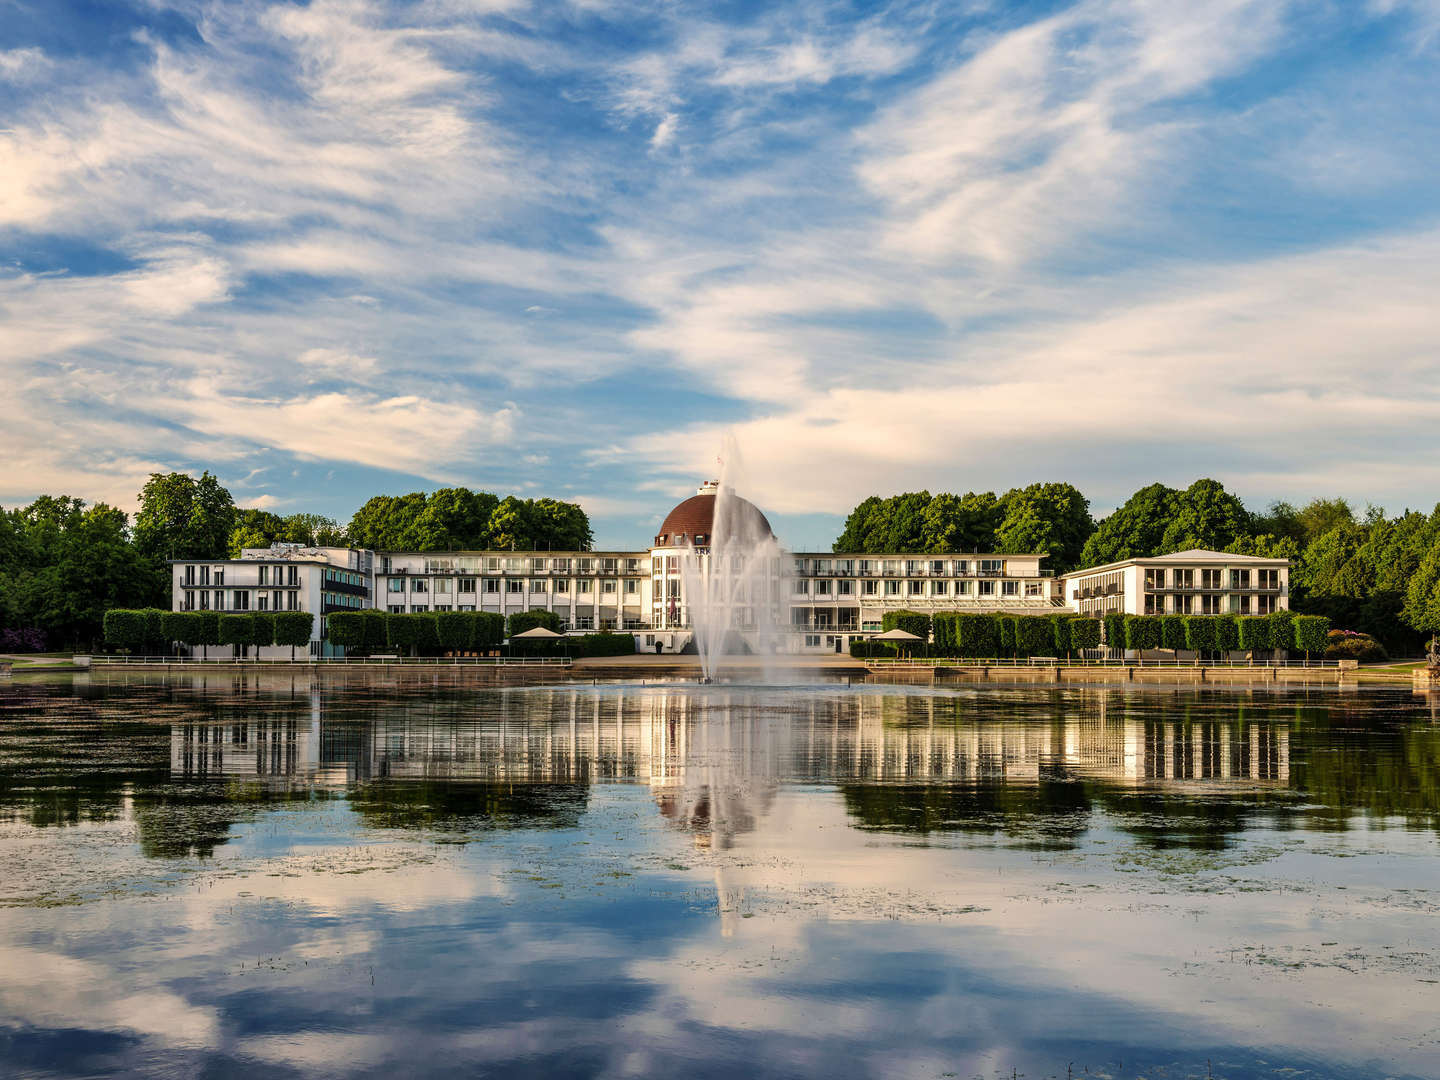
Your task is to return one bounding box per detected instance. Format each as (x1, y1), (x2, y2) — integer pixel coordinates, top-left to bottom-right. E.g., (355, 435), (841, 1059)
(1268, 609), (1296, 651)
(327, 611), (366, 649)
(509, 609), (562, 637)
(576, 631), (635, 657)
(362, 609), (389, 650)
(998, 615), (1016, 656)
(141, 608), (167, 652)
(436, 611), (471, 651)
(252, 612), (276, 649)
(1184, 615), (1217, 655)
(882, 610), (931, 642)
(1323, 631), (1387, 663)
(1067, 617), (1102, 652)
(1050, 614), (1071, 656)
(0, 627), (47, 652)
(931, 613), (957, 652)
(955, 614), (999, 658)
(471, 611), (505, 649)
(273, 611), (313, 655)
(386, 612), (420, 653)
(103, 609), (146, 651)
(218, 613), (254, 651)
(851, 640), (899, 659)
(1215, 614), (1239, 655)
(1103, 612), (1127, 651)
(161, 611), (200, 648)
(1015, 616), (1055, 657)
(1124, 615), (1162, 651)
(1293, 614), (1331, 660)
(1161, 615), (1188, 651)
(1237, 616), (1273, 652)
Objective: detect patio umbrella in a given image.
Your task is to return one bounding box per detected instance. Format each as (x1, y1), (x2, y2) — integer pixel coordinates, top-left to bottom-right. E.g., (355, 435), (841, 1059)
(511, 626), (564, 639)
(870, 628), (922, 642)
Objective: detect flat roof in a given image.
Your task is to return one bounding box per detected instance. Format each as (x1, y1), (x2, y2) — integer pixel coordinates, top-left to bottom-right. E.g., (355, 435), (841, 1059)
(1066, 548), (1289, 577)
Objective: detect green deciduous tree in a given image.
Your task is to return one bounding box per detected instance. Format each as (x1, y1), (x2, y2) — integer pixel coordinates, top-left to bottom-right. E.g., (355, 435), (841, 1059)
(993, 483), (1093, 573)
(133, 471), (236, 562)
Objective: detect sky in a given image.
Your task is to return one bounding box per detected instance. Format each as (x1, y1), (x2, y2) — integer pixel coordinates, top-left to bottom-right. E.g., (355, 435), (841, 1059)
(2, 0), (1439, 550)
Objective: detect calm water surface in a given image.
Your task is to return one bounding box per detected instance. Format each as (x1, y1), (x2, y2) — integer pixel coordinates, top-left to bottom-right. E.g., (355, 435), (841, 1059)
(2, 673), (1438, 1080)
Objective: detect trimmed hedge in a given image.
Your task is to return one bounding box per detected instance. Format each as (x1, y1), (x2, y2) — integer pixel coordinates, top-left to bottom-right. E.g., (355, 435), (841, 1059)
(161, 611), (199, 647)
(1161, 614), (1188, 651)
(996, 615), (1016, 656)
(253, 612), (276, 649)
(1215, 614), (1239, 654)
(436, 611), (472, 651)
(1014, 616), (1054, 657)
(327, 611), (366, 649)
(273, 611), (312, 651)
(1293, 614), (1331, 658)
(362, 609), (389, 649)
(1103, 612), (1126, 650)
(1184, 615), (1217, 654)
(850, 640), (899, 659)
(218, 613), (254, 649)
(1049, 614), (1071, 655)
(957, 613), (1000, 658)
(1268, 609), (1295, 651)
(1124, 615), (1162, 651)
(103, 609), (147, 650)
(1067, 617), (1102, 651)
(575, 631), (635, 657)
(1237, 616), (1272, 651)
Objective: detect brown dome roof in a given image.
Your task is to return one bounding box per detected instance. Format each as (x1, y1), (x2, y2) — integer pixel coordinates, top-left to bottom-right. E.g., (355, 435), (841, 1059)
(655, 487), (773, 547)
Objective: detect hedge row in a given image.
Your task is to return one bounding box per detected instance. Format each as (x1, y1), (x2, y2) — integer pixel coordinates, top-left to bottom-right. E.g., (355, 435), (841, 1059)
(327, 610), (506, 653)
(928, 613), (1103, 659)
(102, 610), (313, 653)
(1110, 611), (1326, 654)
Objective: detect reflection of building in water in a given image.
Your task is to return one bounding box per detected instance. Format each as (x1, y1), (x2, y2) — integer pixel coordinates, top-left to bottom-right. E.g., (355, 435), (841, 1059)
(171, 717), (320, 779)
(169, 687), (1287, 792)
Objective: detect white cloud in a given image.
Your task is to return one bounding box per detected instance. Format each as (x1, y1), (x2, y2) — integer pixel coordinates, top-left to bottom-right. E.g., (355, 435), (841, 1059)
(649, 112), (679, 150)
(0, 47), (50, 83)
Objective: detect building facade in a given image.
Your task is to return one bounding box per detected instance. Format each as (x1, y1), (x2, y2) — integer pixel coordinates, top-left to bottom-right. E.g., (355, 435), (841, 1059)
(166, 487), (1289, 656)
(1062, 549), (1290, 618)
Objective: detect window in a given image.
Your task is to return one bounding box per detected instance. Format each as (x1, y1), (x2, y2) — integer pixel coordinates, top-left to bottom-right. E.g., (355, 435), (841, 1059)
(1231, 569), (1251, 590)
(1256, 595), (1277, 614)
(257, 594), (269, 611)
(793, 559), (809, 576)
(602, 581), (616, 594)
(858, 560), (873, 575)
(979, 559), (1003, 575)
(435, 578), (451, 594)
(837, 580), (853, 596)
(1175, 594), (1192, 614)
(578, 580), (592, 594)
(978, 580), (995, 596)
(625, 580), (638, 595)
(484, 579), (500, 594)
(837, 560), (854, 576)
(434, 605), (451, 612)
(804, 634), (821, 647)
(882, 560), (899, 575)
(1231, 594), (1252, 614)
(814, 559), (831, 574)
(531, 579), (547, 593)
(576, 558), (594, 574)
(1002, 580), (1018, 596)
(954, 560), (969, 574)
(459, 578), (476, 594)
(200, 565), (211, 586)
(259, 566), (269, 586)
(816, 580), (831, 596)
(183, 590), (195, 611)
(1145, 568), (1166, 590)
(389, 604), (405, 614)
(411, 579), (428, 593)
(412, 605), (428, 613)
(287, 591), (298, 611)
(932, 580), (947, 595)
(665, 557), (678, 574)
(553, 558), (570, 573)
(532, 558), (547, 573)
(1201, 569), (1223, 589)
(957, 580), (971, 595)
(199, 591), (209, 610)
(273, 590), (283, 610)
(214, 568), (225, 586)
(884, 580), (900, 595)
(906, 560), (922, 575)
(1145, 593), (1164, 614)
(388, 578), (404, 593)
(286, 566), (298, 586)
(554, 579), (569, 594)
(506, 580), (523, 594)
(908, 580), (924, 595)
(1174, 569), (1194, 589)
(1258, 569), (1279, 590)
(1201, 594), (1221, 614)
(793, 580), (810, 595)
(601, 558), (618, 574)
(667, 580), (680, 598)
(1025, 581), (1042, 597)
(185, 565), (197, 586)
(214, 589), (225, 609)
(931, 560), (946, 575)
(862, 580), (878, 596)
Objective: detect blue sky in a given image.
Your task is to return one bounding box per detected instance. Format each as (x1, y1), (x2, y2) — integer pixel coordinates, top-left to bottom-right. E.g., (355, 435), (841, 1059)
(3, 0), (1439, 550)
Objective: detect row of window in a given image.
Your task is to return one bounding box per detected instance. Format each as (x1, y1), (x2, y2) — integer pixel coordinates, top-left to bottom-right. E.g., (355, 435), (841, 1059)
(384, 605), (645, 631)
(792, 578), (1047, 598)
(387, 577), (641, 596)
(1143, 568), (1282, 590)
(180, 565), (305, 588)
(323, 568), (365, 588)
(391, 557), (645, 575)
(180, 590), (301, 611)
(792, 558), (1010, 577)
(324, 592), (365, 609)
(1143, 594), (1281, 615)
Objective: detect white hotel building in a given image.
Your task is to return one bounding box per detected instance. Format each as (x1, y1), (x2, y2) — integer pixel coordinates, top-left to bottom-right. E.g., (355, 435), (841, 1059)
(168, 483), (1288, 656)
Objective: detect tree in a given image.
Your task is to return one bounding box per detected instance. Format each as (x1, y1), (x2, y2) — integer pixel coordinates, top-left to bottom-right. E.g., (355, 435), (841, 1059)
(327, 611), (366, 651)
(1237, 616), (1272, 653)
(1184, 616), (1217, 656)
(1158, 479), (1251, 554)
(103, 610), (146, 652)
(1067, 618), (1102, 652)
(1124, 615), (1161, 652)
(133, 471), (236, 562)
(993, 483), (1093, 573)
(271, 611), (310, 659)
(436, 611), (473, 652)
(920, 492), (1001, 553)
(1080, 483), (1178, 568)
(529, 498), (593, 551)
(1215, 614), (1239, 656)
(280, 513), (347, 547)
(1015, 616), (1055, 657)
(1161, 614), (1188, 652)
(228, 509), (285, 557)
(1293, 615), (1331, 661)
(218, 613), (254, 657)
(509, 609), (562, 637)
(1103, 613), (1127, 652)
(881, 611), (930, 641)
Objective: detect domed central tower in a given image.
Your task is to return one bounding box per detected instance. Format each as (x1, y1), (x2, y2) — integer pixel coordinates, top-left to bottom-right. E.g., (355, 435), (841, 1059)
(654, 480), (773, 549)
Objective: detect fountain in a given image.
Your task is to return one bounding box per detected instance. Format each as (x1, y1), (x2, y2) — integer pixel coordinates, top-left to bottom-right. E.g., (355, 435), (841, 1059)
(678, 437), (789, 682)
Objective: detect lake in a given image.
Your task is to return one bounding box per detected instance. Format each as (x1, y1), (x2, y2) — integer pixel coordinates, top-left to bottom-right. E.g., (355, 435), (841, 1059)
(1, 673), (1438, 1079)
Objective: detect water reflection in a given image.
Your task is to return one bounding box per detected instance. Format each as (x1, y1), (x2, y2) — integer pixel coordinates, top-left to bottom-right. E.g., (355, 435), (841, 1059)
(1, 678), (1439, 1079)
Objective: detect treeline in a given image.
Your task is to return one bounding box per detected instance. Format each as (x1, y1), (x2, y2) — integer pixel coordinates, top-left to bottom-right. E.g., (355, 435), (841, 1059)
(836, 479), (1440, 653)
(1, 471), (592, 651)
(854, 609), (1330, 660)
(346, 490), (592, 552)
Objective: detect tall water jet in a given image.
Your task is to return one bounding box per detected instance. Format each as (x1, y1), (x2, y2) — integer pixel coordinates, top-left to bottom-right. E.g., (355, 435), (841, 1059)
(678, 437), (789, 682)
